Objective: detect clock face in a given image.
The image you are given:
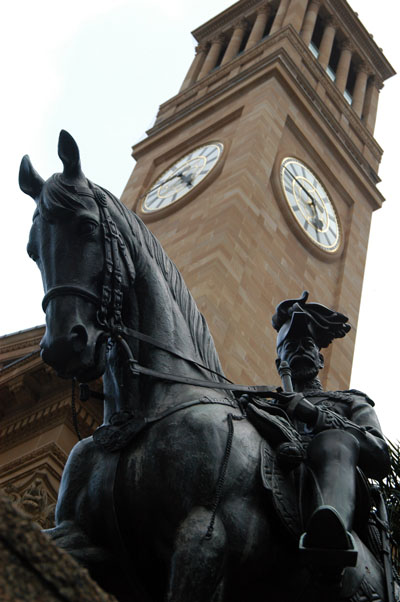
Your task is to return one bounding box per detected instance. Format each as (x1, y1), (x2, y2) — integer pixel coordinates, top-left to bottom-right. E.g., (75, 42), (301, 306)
(142, 142), (224, 213)
(280, 157), (341, 253)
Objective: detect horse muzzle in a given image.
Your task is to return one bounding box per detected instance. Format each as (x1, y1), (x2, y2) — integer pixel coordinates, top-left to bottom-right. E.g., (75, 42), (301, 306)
(40, 324), (107, 381)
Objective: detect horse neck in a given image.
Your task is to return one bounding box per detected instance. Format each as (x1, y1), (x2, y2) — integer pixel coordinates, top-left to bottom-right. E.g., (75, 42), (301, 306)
(103, 254), (229, 420)
(135, 265), (221, 410)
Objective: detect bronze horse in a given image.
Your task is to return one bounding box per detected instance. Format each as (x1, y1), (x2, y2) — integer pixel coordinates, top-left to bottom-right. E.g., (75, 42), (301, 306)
(19, 131), (388, 602)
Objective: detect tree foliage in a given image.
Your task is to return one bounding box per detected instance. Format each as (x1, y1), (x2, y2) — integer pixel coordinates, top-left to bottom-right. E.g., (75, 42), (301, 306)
(381, 440), (400, 574)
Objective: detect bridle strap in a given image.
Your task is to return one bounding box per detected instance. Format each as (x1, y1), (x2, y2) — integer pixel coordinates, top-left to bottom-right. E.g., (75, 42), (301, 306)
(42, 286), (100, 312)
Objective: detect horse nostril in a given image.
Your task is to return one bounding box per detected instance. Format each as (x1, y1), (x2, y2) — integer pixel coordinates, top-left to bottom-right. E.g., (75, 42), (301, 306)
(70, 325), (88, 353)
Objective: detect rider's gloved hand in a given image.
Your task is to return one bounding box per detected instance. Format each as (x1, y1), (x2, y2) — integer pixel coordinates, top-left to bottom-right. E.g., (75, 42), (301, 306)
(275, 391), (318, 425)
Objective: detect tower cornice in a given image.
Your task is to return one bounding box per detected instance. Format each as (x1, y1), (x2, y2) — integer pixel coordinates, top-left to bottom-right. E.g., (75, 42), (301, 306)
(325, 0), (395, 82)
(192, 0), (272, 42)
(136, 26), (383, 203)
(192, 0), (395, 84)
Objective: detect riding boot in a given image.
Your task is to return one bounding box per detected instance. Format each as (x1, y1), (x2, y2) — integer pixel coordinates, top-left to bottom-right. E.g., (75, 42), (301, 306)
(299, 429), (360, 569)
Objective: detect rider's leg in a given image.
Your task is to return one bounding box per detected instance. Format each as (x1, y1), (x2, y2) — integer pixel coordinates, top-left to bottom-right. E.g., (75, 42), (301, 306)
(166, 507), (227, 602)
(299, 430), (360, 569)
(306, 429), (360, 531)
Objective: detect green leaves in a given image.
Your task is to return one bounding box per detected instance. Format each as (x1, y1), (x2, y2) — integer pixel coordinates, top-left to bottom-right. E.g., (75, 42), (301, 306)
(381, 440), (400, 574)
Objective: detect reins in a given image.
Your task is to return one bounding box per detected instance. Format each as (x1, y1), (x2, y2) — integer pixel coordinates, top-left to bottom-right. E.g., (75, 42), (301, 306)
(115, 334), (276, 397)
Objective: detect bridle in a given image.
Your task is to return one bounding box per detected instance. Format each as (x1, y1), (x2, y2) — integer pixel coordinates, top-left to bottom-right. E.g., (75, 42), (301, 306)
(42, 185), (135, 332)
(41, 185), (277, 398)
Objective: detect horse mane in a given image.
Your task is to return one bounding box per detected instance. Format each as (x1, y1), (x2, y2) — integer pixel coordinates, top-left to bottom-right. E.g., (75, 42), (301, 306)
(40, 175), (225, 381)
(105, 189), (226, 382)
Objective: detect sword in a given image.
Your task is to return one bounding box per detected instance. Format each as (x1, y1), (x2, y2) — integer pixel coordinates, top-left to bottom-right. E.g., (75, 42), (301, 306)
(278, 360), (293, 393)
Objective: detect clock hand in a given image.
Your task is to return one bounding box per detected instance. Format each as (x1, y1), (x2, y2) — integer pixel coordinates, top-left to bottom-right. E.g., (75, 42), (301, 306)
(176, 172), (193, 187)
(138, 171), (186, 200)
(312, 217), (324, 229)
(284, 166), (324, 216)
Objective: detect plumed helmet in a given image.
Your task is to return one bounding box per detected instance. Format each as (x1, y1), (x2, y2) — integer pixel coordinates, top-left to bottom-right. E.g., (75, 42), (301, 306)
(272, 291), (351, 350)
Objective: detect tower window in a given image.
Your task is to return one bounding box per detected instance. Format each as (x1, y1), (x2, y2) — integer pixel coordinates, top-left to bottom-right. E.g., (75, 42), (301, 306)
(238, 27), (251, 55)
(309, 14), (324, 58)
(344, 60), (357, 105)
(213, 42), (228, 70)
(262, 11), (276, 40)
(326, 36), (340, 82)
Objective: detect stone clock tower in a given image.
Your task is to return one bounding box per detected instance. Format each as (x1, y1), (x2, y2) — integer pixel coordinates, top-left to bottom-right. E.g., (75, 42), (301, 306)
(121, 0), (394, 391)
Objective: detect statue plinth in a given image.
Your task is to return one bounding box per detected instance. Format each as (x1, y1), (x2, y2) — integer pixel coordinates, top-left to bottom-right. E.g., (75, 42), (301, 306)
(0, 492), (116, 601)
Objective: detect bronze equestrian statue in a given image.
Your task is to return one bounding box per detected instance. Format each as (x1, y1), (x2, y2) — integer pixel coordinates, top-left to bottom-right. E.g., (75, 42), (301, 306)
(19, 131), (394, 602)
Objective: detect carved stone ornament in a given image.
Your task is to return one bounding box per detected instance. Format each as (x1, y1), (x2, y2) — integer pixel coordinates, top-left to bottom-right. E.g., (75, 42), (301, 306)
(324, 15), (338, 30)
(256, 2), (271, 16)
(233, 17), (249, 31)
(3, 475), (56, 529)
(195, 42), (209, 54)
(340, 38), (355, 53)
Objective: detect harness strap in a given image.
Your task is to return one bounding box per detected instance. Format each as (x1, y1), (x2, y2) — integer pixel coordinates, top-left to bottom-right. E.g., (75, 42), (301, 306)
(93, 397), (241, 452)
(129, 357), (276, 396)
(117, 326), (234, 384)
(204, 413), (246, 540)
(116, 335), (277, 397)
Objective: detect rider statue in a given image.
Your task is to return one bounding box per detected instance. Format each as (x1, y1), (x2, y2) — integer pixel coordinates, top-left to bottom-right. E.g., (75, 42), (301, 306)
(269, 292), (390, 573)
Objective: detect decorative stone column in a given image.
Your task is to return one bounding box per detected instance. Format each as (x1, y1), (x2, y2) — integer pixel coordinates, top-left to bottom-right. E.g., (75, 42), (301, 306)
(300, 0), (321, 47)
(270, 0), (290, 35)
(363, 76), (383, 133)
(180, 44), (209, 91)
(198, 35), (225, 80)
(318, 16), (337, 70)
(221, 19), (248, 65)
(245, 3), (270, 50)
(335, 40), (353, 93)
(352, 62), (370, 118)
(282, 0), (309, 33)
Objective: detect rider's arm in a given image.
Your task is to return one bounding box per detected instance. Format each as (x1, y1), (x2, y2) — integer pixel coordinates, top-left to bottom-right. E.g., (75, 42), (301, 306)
(276, 392), (390, 480)
(344, 396), (390, 480)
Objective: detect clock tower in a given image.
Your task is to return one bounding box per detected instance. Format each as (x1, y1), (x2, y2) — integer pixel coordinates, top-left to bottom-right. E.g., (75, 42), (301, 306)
(121, 0), (394, 390)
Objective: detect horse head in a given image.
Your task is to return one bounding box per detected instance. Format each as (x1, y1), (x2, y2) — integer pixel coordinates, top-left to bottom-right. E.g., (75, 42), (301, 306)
(20, 130), (228, 420)
(19, 131), (134, 383)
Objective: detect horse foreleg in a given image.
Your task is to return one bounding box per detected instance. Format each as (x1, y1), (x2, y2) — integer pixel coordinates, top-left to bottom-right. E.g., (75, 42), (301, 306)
(166, 507), (227, 602)
(45, 521), (112, 566)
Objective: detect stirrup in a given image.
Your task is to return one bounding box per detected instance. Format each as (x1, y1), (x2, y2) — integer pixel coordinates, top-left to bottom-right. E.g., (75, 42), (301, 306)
(299, 506), (358, 568)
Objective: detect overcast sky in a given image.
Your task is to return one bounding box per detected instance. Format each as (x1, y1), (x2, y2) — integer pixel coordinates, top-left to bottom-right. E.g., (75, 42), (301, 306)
(1, 0), (399, 438)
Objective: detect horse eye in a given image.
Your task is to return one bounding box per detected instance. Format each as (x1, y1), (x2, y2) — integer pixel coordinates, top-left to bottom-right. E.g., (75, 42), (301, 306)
(78, 220), (98, 236)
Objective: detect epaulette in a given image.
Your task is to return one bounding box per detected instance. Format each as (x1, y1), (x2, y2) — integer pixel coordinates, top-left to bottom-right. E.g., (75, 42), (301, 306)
(303, 389), (375, 406)
(346, 389), (375, 407)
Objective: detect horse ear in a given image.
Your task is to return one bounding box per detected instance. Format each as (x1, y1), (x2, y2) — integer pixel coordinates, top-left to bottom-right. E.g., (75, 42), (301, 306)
(19, 155), (44, 201)
(58, 130), (83, 179)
